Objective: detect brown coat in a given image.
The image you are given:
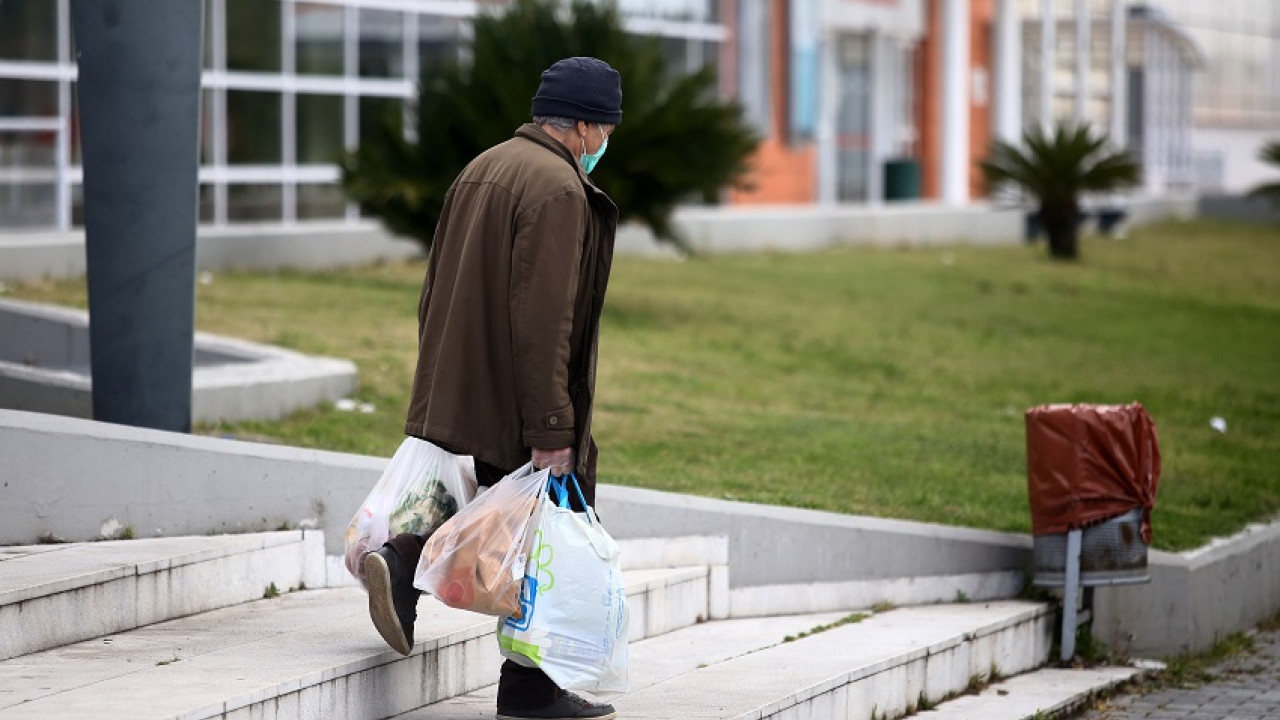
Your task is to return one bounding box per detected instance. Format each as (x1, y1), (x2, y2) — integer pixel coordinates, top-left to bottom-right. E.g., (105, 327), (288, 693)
(404, 123), (618, 495)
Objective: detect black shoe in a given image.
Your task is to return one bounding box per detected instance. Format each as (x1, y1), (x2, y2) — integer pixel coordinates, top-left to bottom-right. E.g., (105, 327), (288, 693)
(363, 545), (419, 656)
(496, 690), (617, 719)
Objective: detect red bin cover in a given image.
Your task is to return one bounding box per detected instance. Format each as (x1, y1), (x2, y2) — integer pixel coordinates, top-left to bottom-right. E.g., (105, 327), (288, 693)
(1026, 402), (1161, 542)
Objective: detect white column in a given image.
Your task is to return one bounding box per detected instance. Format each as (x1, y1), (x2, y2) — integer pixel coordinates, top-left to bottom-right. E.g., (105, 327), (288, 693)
(1109, 0), (1127, 147)
(941, 0), (970, 205)
(1040, 0), (1055, 128)
(993, 0), (1022, 143)
(867, 32), (886, 205)
(1074, 0), (1089, 123)
(817, 29), (838, 205)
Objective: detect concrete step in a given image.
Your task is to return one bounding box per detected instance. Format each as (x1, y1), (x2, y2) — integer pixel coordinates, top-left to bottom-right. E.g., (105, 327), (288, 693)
(618, 601), (1054, 720)
(0, 530), (324, 661)
(393, 610), (860, 719)
(917, 666), (1143, 720)
(0, 563), (712, 720)
(403, 601), (1055, 720)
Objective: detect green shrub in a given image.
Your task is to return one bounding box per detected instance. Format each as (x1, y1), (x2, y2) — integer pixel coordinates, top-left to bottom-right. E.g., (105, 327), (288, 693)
(980, 120), (1140, 261)
(341, 0), (759, 251)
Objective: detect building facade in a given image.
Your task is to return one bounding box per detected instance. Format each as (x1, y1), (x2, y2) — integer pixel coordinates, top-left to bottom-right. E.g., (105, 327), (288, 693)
(724, 0), (925, 206)
(2, 0), (1276, 233)
(0, 0), (722, 231)
(1142, 0), (1280, 192)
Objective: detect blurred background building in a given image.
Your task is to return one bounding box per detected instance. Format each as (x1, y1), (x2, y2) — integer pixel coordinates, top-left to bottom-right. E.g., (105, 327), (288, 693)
(0, 0), (721, 231)
(1, 0), (1277, 232)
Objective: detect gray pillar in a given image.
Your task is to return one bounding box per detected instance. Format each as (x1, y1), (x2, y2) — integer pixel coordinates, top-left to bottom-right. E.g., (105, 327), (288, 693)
(71, 0), (204, 433)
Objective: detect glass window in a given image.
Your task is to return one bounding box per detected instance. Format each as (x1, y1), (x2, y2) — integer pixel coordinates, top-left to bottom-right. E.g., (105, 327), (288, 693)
(71, 183), (83, 227)
(227, 90), (282, 164)
(228, 184), (282, 221)
(0, 183), (57, 229)
(296, 94), (343, 163)
(0, 131), (56, 168)
(418, 14), (465, 74)
(359, 8), (405, 78)
(226, 0), (282, 72)
(835, 34), (871, 202)
(359, 96), (402, 146)
(200, 89), (216, 165)
(199, 184), (216, 223)
(0, 0), (57, 62)
(298, 183), (346, 219)
(0, 79), (58, 117)
(204, 0), (216, 70)
(71, 82), (81, 164)
(661, 37), (692, 81)
(296, 2), (345, 76)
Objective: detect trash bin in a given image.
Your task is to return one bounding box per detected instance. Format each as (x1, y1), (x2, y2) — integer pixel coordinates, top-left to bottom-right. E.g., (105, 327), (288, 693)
(1026, 402), (1161, 588)
(883, 158), (921, 202)
(1032, 507), (1148, 586)
(1026, 402), (1161, 660)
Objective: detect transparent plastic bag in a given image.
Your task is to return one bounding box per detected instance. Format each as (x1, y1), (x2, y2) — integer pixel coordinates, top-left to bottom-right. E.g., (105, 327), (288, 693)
(343, 437), (477, 589)
(497, 475), (629, 695)
(414, 463), (549, 617)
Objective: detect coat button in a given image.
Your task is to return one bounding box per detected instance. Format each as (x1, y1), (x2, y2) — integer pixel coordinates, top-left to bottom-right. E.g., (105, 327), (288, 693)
(548, 416), (558, 426)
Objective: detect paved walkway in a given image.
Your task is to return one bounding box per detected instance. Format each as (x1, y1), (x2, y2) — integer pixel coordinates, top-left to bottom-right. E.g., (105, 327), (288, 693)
(1076, 628), (1280, 720)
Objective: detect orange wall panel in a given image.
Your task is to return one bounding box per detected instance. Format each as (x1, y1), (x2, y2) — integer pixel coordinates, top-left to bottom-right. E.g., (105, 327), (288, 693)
(730, 139), (817, 204)
(917, 0), (941, 200)
(970, 0), (994, 199)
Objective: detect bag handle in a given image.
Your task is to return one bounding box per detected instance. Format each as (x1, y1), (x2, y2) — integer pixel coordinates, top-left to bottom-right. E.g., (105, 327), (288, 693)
(549, 473), (598, 524)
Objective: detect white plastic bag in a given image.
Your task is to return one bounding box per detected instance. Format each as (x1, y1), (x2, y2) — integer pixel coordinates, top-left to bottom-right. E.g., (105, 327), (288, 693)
(414, 463), (549, 617)
(343, 437), (477, 589)
(497, 476), (630, 696)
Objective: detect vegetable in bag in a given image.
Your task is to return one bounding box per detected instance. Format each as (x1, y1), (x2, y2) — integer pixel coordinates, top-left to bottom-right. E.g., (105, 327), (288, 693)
(343, 437), (477, 589)
(414, 463), (549, 618)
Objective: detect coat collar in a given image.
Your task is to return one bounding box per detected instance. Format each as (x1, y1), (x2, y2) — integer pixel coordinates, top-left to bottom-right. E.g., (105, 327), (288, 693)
(514, 122), (603, 193)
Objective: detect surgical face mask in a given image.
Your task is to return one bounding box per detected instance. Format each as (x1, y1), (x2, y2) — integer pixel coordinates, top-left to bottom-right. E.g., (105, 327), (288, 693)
(579, 125), (609, 174)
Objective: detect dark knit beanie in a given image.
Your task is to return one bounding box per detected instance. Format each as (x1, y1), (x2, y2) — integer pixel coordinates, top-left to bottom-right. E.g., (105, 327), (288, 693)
(531, 57), (623, 125)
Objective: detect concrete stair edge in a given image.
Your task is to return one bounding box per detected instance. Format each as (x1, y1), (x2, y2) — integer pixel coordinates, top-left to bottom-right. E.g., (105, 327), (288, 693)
(0, 561), (716, 720)
(0, 530), (324, 661)
(605, 601), (1055, 720)
(399, 601), (1061, 720)
(916, 666), (1147, 720)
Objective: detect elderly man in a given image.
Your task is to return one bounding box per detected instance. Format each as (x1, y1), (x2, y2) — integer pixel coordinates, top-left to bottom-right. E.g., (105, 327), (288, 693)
(363, 57), (622, 720)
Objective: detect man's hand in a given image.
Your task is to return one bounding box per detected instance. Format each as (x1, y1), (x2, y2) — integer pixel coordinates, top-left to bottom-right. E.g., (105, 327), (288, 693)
(532, 446), (575, 477)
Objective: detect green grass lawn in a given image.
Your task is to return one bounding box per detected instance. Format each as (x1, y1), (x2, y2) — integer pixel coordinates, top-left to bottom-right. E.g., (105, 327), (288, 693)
(10, 219), (1280, 551)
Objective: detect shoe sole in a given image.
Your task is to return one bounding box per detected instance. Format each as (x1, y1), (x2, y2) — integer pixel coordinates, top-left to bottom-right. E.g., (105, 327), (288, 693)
(363, 552), (412, 656)
(494, 707), (614, 712)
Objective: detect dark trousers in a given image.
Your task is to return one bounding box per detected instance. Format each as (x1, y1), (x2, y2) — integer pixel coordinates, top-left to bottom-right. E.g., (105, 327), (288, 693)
(387, 459), (582, 711)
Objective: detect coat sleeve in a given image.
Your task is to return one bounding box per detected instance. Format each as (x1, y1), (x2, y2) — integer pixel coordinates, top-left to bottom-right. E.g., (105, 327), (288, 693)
(509, 188), (586, 450)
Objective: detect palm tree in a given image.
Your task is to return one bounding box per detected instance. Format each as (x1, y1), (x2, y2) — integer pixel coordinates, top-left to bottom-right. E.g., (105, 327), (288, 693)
(341, 0), (758, 252)
(980, 120), (1141, 261)
(1247, 141), (1280, 206)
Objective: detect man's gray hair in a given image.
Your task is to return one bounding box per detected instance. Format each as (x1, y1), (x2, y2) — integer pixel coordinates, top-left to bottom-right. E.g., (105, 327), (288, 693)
(533, 115), (578, 130)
